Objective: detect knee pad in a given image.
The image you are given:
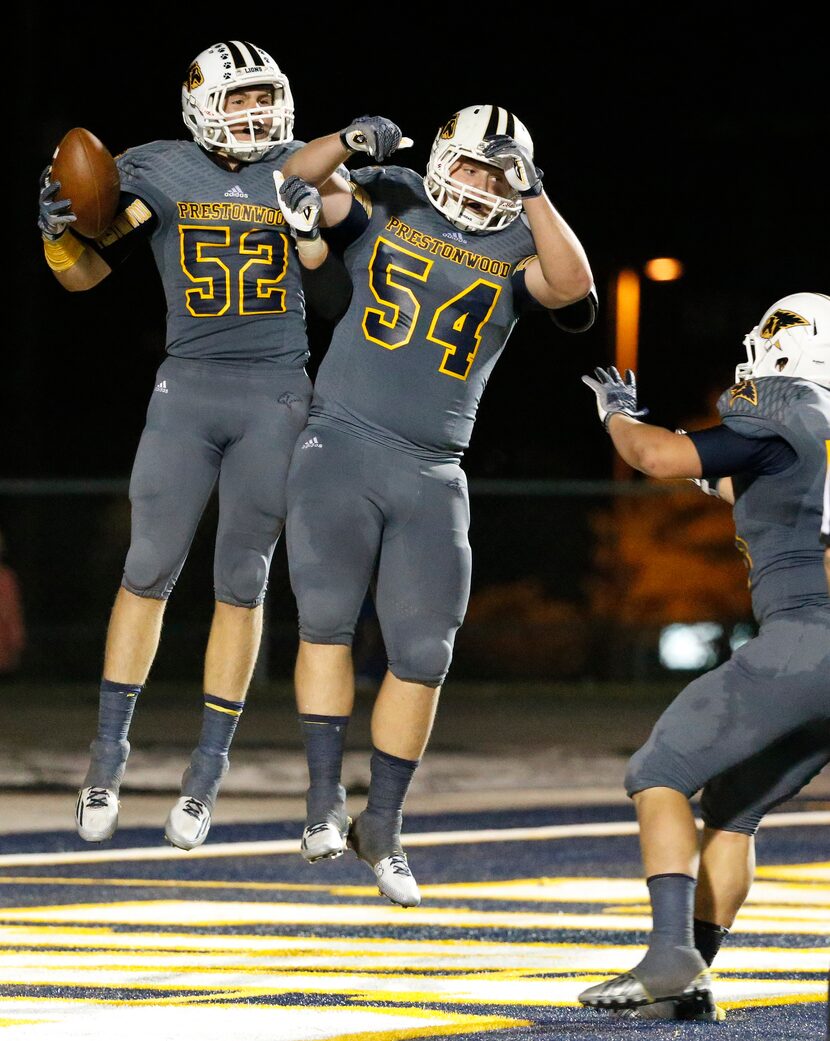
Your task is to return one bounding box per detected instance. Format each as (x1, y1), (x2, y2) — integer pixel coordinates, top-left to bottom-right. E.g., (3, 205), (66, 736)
(388, 635), (454, 688)
(214, 532), (277, 608)
(123, 538), (178, 599)
(700, 786), (762, 835)
(624, 742), (698, 800)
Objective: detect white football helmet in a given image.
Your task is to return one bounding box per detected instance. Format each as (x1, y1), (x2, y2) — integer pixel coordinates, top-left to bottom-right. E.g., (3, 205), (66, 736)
(182, 41), (294, 161)
(424, 105), (532, 233)
(735, 292), (830, 389)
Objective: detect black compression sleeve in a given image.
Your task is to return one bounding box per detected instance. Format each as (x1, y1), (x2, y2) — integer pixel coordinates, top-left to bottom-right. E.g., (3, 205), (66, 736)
(687, 424), (796, 479)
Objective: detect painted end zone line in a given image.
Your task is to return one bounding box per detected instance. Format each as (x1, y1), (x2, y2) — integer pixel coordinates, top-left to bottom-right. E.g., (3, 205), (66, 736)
(0, 811), (827, 868)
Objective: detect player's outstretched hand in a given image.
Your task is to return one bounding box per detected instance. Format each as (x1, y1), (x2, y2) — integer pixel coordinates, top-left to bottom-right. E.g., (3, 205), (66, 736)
(339, 116), (412, 162)
(38, 165), (76, 240)
(274, 172), (322, 240)
(479, 134), (543, 198)
(581, 366), (649, 429)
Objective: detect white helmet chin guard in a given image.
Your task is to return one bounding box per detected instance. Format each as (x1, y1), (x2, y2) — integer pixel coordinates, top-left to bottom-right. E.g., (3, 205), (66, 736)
(735, 292), (830, 389)
(424, 105), (532, 233)
(182, 41), (294, 161)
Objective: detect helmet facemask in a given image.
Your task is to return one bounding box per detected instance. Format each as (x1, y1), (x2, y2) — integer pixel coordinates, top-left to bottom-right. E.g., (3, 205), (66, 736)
(182, 41), (294, 162)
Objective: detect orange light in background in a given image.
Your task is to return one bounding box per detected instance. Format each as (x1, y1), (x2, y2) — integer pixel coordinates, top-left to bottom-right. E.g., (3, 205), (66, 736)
(615, 268), (640, 375)
(644, 257), (684, 281)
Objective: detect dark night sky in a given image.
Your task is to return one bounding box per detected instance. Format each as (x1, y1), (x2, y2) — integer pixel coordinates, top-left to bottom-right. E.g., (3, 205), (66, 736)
(11, 13), (827, 481)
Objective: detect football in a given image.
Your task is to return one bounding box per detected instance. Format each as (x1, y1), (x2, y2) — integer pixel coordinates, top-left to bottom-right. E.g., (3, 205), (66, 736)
(50, 128), (120, 239)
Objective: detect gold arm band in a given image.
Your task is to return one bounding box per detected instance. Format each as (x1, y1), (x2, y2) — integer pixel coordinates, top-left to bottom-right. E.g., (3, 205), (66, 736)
(43, 232), (87, 272)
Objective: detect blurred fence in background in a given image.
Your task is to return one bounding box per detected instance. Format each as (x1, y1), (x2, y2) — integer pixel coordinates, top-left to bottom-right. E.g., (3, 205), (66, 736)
(0, 478), (754, 688)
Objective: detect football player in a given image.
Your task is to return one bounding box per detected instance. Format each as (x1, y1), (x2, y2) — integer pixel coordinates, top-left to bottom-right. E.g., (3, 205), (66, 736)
(38, 41), (339, 850)
(275, 108), (596, 906)
(578, 292), (830, 1017)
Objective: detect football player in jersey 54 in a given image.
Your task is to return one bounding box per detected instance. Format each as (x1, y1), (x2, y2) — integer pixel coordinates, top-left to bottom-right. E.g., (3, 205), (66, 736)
(578, 292), (830, 1020)
(275, 106), (596, 907)
(38, 41), (333, 852)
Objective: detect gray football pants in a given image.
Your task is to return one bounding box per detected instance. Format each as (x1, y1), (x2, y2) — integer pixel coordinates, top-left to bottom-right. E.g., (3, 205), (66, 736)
(286, 423), (472, 687)
(626, 606), (830, 834)
(123, 357), (311, 607)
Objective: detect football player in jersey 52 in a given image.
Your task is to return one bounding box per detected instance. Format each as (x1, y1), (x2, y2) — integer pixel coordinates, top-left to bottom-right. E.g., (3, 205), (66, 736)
(38, 41), (333, 852)
(578, 292), (830, 1020)
(275, 106), (596, 907)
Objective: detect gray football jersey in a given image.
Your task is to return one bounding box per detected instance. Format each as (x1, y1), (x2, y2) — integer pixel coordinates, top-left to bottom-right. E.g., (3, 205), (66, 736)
(114, 140), (307, 365)
(311, 166), (540, 458)
(718, 376), (830, 621)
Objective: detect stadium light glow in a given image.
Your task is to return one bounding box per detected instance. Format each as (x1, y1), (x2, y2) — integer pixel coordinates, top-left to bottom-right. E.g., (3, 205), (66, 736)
(644, 257), (684, 281)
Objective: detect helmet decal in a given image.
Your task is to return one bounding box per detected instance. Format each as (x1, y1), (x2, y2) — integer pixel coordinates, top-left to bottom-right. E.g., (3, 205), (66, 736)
(440, 115), (459, 139)
(186, 63), (204, 91)
(761, 308), (809, 338)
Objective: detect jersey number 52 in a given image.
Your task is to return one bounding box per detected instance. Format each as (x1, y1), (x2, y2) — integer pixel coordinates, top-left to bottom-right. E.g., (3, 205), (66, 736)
(179, 226), (289, 317)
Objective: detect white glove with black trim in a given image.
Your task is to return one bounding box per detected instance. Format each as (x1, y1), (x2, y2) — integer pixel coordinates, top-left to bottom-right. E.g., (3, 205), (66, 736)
(581, 365), (649, 429)
(274, 172), (322, 241)
(478, 134), (544, 197)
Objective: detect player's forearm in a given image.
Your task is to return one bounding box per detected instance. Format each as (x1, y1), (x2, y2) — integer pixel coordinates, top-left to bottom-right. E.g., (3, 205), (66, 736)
(43, 232), (111, 291)
(607, 415), (704, 479)
(716, 477), (735, 504)
(522, 195), (593, 307)
(282, 134), (352, 185)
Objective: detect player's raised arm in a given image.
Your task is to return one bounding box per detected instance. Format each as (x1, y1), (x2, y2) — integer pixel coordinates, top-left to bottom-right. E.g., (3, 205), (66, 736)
(478, 133), (592, 308)
(281, 116), (408, 226)
(581, 367), (704, 478)
(38, 166), (112, 291)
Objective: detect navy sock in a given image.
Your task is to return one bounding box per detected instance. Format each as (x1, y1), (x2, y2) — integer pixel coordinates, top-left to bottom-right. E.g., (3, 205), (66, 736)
(197, 694), (244, 756)
(355, 747), (419, 860)
(647, 873), (696, 948)
(180, 695), (244, 809)
(300, 714), (349, 823)
(97, 679), (142, 743)
(693, 917), (729, 966)
(82, 679), (142, 789)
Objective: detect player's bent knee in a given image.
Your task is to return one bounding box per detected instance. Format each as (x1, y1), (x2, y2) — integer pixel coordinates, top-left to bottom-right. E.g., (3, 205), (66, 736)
(700, 791), (763, 835)
(624, 746), (698, 800)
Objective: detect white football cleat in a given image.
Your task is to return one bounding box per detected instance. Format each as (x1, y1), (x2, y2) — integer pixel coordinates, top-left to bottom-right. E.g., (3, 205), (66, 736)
(75, 787), (119, 842)
(301, 817), (351, 863)
(165, 796), (211, 850)
(348, 816), (421, 907)
(371, 851), (421, 908)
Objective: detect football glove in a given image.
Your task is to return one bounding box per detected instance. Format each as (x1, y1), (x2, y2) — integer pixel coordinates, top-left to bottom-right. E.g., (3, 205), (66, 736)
(581, 365), (649, 429)
(38, 165), (76, 241)
(339, 116), (411, 161)
(273, 172), (321, 240)
(478, 134), (544, 197)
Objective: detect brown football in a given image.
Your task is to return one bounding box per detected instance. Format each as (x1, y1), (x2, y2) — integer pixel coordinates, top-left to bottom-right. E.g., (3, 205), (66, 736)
(50, 127), (120, 239)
